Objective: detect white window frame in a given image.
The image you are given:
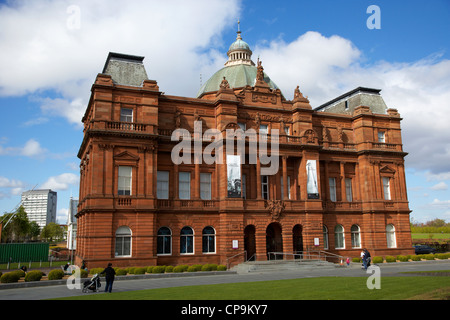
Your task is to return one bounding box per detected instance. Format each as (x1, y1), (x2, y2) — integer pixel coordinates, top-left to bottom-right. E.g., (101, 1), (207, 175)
(334, 224), (345, 249)
(120, 108), (133, 122)
(261, 175), (269, 200)
(156, 171), (169, 199)
(329, 177), (337, 202)
(180, 226), (194, 255)
(200, 172), (211, 200)
(118, 166), (132, 196)
(202, 226), (216, 254)
(378, 131), (386, 143)
(386, 224), (397, 248)
(179, 172), (191, 200)
(115, 226), (132, 257)
(351, 224), (361, 248)
(157, 227), (172, 255)
(345, 178), (353, 202)
(383, 177), (391, 200)
(323, 225), (329, 250)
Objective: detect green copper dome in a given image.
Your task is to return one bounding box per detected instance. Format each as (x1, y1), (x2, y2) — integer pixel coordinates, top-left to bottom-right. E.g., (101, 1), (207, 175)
(196, 64), (280, 98)
(197, 28), (281, 98)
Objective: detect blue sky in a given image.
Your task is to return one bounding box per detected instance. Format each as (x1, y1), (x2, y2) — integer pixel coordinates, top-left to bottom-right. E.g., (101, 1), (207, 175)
(0, 0), (449, 224)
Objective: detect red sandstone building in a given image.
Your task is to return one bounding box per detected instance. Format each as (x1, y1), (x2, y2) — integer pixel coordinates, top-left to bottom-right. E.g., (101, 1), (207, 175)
(76, 31), (413, 268)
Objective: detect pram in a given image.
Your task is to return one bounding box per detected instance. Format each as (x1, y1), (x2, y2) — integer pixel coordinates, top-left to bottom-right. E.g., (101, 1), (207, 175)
(82, 273), (101, 293)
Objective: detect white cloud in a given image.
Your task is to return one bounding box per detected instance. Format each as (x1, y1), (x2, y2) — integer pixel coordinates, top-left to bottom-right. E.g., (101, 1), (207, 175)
(254, 33), (450, 176)
(0, 176), (26, 200)
(0, 0), (241, 125)
(41, 173), (79, 191)
(430, 182), (448, 191)
(0, 138), (47, 158)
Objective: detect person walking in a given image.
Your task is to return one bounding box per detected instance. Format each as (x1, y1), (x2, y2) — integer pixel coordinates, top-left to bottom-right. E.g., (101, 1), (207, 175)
(101, 262), (116, 293)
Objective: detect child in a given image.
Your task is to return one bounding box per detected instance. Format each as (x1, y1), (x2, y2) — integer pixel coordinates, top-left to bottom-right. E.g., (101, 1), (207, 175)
(346, 257), (350, 267)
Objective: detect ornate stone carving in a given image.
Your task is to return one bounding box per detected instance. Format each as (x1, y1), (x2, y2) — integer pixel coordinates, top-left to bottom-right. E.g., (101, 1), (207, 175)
(265, 200), (286, 221)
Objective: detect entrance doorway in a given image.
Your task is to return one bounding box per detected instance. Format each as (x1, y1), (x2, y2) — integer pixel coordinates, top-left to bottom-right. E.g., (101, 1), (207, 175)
(266, 222), (283, 260)
(293, 224), (303, 259)
(244, 225), (256, 261)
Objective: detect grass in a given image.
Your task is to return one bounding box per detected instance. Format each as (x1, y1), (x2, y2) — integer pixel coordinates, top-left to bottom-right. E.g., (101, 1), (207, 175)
(54, 276), (450, 300)
(411, 233), (450, 239)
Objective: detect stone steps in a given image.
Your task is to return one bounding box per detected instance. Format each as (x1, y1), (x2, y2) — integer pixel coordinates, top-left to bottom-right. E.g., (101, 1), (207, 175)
(231, 259), (340, 274)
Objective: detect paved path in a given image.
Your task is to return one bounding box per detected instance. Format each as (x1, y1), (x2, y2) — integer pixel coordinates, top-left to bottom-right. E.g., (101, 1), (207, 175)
(0, 260), (449, 300)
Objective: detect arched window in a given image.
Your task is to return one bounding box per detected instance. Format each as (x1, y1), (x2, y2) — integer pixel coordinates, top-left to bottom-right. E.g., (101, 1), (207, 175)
(334, 224), (345, 249)
(386, 224), (397, 248)
(157, 227), (172, 255)
(202, 226), (216, 254)
(351, 225), (361, 248)
(180, 226), (194, 254)
(115, 226), (132, 257)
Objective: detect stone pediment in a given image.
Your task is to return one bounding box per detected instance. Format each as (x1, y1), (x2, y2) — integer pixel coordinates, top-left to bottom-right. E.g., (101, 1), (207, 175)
(114, 150), (140, 166)
(380, 164), (396, 174)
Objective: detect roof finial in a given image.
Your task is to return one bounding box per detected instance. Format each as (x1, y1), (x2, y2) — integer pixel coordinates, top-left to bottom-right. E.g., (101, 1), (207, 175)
(236, 19), (242, 40)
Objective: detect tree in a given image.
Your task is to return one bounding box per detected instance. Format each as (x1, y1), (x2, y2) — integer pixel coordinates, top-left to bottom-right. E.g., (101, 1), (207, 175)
(0, 206), (31, 242)
(40, 222), (64, 242)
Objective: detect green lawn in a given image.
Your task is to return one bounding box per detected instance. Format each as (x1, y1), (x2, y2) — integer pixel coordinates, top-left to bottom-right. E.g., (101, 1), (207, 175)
(411, 233), (450, 239)
(55, 276), (450, 300)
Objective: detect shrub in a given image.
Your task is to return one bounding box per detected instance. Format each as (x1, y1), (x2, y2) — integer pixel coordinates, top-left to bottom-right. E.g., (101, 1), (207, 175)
(11, 270), (25, 278)
(173, 265), (185, 273)
(372, 256), (383, 264)
(385, 256), (396, 263)
(90, 268), (104, 276)
(187, 266), (198, 272)
(48, 269), (65, 280)
(217, 265), (227, 271)
(201, 264), (218, 271)
(352, 257), (361, 263)
(24, 270), (43, 282)
(411, 255), (421, 261)
(191, 264), (203, 271)
(146, 266), (154, 273)
(127, 267), (136, 274)
(134, 267), (146, 275)
(397, 255), (409, 262)
(152, 266), (166, 273)
(435, 253), (450, 259)
(115, 268), (127, 276)
(0, 272), (20, 283)
(80, 269), (89, 278)
(422, 254), (435, 260)
(0, 271), (2, 278)
(165, 266), (174, 273)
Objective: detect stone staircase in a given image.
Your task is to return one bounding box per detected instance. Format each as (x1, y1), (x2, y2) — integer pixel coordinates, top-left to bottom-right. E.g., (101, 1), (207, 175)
(231, 259), (341, 274)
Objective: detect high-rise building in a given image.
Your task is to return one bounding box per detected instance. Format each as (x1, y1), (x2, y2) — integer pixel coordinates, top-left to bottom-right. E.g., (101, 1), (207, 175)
(67, 197), (78, 250)
(21, 189), (57, 228)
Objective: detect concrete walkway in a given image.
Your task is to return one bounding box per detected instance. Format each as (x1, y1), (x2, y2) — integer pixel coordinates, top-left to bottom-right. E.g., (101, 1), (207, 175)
(0, 260), (449, 300)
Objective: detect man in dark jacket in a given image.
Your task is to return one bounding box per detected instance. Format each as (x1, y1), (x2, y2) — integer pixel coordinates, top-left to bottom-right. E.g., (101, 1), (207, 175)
(101, 262), (116, 293)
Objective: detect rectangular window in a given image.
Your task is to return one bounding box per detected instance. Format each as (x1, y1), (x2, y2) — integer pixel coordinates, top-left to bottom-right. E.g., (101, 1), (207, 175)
(262, 175), (269, 200)
(179, 172), (191, 200)
(329, 178), (336, 202)
(259, 124), (268, 134)
(383, 177), (391, 200)
(156, 171), (169, 199)
(118, 166), (132, 195)
(345, 178), (353, 202)
(378, 131), (385, 143)
(281, 176), (291, 199)
(120, 108), (133, 122)
(200, 172), (211, 200)
(242, 174), (246, 199)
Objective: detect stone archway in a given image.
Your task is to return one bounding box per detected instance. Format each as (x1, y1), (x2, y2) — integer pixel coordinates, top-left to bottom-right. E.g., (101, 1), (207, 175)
(266, 222), (283, 260)
(244, 225), (256, 261)
(293, 224), (303, 259)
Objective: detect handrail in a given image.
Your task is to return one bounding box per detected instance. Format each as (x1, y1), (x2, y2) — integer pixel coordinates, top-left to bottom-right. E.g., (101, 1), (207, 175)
(226, 251), (247, 269)
(267, 250), (345, 263)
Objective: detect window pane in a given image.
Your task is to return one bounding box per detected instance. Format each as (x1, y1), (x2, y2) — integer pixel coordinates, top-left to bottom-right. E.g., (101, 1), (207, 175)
(200, 173), (211, 200)
(329, 178), (336, 202)
(179, 172), (191, 199)
(157, 171), (169, 199)
(118, 166), (132, 195)
(345, 178), (352, 202)
(121, 108), (133, 122)
(383, 177), (391, 200)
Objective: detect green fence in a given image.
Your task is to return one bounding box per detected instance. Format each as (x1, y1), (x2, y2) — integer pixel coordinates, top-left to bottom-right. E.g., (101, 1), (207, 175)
(0, 242), (49, 263)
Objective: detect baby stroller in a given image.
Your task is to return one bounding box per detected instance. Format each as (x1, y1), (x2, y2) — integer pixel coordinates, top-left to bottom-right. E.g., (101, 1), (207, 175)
(82, 273), (101, 293)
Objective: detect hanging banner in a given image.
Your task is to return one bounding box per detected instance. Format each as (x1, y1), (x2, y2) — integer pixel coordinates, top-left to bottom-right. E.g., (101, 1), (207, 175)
(306, 160), (319, 199)
(227, 154), (241, 198)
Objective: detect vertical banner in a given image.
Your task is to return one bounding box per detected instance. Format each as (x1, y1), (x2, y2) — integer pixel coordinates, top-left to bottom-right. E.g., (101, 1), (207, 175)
(227, 154), (241, 198)
(306, 160), (319, 199)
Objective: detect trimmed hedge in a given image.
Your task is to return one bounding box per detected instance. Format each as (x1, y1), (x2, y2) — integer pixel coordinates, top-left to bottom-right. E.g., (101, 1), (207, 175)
(0, 272), (20, 283)
(24, 270), (43, 282)
(48, 269), (65, 280)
